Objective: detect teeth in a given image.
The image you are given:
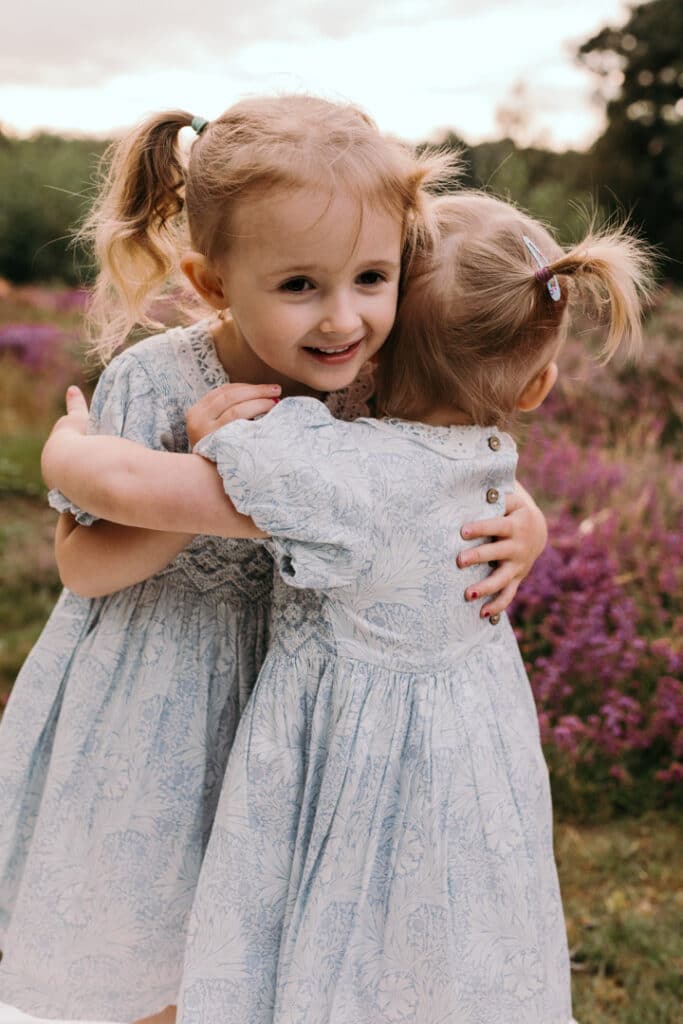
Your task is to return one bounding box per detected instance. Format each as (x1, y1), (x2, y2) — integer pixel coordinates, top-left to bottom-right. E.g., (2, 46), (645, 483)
(310, 344), (355, 354)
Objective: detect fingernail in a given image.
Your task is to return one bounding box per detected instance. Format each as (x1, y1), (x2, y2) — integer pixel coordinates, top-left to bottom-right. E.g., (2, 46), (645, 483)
(469, 591), (479, 601)
(461, 528), (470, 538)
(67, 385), (80, 395)
(482, 609), (490, 618)
(272, 385), (281, 393)
(272, 398), (280, 404)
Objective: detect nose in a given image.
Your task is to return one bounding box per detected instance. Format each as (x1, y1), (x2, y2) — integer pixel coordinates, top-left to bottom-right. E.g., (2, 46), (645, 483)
(320, 291), (363, 336)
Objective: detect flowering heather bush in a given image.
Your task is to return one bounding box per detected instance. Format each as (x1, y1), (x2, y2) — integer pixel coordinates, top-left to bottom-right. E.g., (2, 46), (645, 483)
(512, 299), (683, 818)
(0, 323), (70, 369)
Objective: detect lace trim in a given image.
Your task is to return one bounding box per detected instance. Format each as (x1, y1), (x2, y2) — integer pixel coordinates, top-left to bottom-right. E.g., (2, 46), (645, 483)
(175, 320), (229, 394)
(325, 361), (376, 421)
(365, 417), (517, 457)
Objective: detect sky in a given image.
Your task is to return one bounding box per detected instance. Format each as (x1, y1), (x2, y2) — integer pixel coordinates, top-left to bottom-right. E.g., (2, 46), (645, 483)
(1, 0), (631, 149)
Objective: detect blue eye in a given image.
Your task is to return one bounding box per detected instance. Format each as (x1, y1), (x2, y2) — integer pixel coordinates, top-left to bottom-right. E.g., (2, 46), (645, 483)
(357, 270), (386, 286)
(281, 277), (314, 293)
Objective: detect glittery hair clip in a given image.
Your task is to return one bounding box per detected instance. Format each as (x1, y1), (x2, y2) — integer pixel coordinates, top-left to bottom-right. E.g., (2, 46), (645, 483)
(522, 235), (561, 302)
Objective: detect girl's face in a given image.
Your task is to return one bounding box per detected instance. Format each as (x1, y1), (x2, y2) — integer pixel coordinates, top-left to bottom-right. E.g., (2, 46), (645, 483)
(213, 188), (403, 394)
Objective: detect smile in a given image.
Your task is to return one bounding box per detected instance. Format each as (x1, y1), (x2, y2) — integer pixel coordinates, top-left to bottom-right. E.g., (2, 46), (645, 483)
(304, 339), (363, 363)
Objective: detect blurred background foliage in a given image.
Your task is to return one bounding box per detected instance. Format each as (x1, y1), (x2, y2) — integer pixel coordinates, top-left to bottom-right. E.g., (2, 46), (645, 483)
(0, 1), (680, 286)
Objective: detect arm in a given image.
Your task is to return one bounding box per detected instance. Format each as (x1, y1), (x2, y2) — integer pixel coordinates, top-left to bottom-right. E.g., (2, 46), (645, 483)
(458, 479), (547, 618)
(42, 398), (265, 540)
(54, 513), (193, 598)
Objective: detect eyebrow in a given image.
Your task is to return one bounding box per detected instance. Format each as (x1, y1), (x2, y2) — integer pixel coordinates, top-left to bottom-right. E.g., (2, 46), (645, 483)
(266, 259), (401, 278)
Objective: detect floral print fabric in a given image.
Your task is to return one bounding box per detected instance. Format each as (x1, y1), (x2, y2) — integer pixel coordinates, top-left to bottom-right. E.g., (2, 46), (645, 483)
(0, 324), (272, 1021)
(178, 398), (573, 1024)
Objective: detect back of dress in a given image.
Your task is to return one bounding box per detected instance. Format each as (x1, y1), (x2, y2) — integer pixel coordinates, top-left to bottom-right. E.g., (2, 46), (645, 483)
(197, 397), (518, 673)
(186, 397), (575, 1024)
(317, 416), (518, 672)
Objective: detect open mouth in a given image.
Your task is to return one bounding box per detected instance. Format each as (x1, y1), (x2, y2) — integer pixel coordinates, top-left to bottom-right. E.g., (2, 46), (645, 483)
(304, 339), (363, 363)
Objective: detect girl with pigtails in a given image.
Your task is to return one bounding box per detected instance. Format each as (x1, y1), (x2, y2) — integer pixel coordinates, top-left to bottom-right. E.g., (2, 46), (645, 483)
(0, 99), (546, 1024)
(39, 186), (652, 1021)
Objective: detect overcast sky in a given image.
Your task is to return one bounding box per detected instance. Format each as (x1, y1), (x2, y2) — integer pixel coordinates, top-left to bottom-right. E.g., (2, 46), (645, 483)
(2, 0), (630, 148)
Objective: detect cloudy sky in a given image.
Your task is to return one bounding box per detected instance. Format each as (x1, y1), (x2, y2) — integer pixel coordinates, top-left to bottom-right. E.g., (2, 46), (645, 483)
(2, 0), (630, 148)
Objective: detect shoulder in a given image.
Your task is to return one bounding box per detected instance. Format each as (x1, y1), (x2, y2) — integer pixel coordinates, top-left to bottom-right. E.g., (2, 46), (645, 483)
(108, 323), (200, 376)
(99, 320), (222, 396)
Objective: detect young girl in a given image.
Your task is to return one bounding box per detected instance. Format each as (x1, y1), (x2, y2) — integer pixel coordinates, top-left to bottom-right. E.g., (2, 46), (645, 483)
(0, 101), (545, 1023)
(39, 194), (652, 1022)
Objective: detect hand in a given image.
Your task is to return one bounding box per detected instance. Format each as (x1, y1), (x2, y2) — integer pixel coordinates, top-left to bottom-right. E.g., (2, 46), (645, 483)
(41, 386), (90, 488)
(457, 486), (547, 618)
(51, 385), (90, 436)
(186, 382), (282, 447)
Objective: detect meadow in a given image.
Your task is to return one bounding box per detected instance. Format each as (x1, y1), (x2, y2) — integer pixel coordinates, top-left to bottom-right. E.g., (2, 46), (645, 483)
(0, 282), (681, 1021)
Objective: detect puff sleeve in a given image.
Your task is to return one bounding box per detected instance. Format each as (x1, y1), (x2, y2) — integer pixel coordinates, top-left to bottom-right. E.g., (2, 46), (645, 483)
(194, 397), (370, 589)
(48, 351), (175, 525)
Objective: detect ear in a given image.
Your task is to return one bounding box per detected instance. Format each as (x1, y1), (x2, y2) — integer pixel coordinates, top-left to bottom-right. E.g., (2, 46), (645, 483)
(180, 252), (228, 310)
(517, 361), (558, 411)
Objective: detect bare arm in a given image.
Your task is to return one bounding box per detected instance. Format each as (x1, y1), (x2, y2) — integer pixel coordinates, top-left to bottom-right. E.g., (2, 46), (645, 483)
(54, 513), (193, 598)
(42, 394), (265, 541)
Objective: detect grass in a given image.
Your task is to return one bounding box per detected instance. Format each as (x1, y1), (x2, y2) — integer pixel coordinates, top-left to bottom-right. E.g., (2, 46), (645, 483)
(558, 815), (683, 1022)
(0, 496), (61, 704)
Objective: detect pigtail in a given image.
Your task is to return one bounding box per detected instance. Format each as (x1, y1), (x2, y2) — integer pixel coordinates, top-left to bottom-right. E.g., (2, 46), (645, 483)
(400, 148), (462, 279)
(540, 229), (656, 363)
(80, 110), (196, 362)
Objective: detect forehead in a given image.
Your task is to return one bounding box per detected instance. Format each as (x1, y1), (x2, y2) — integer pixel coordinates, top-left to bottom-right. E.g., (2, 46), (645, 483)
(229, 188), (403, 270)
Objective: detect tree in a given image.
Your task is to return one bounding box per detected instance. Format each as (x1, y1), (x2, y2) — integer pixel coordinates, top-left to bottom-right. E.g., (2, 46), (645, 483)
(578, 0), (683, 277)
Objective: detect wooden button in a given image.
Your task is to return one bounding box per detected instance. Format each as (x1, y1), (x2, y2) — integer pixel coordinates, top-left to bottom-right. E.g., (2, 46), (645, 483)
(489, 613), (501, 625)
(486, 488), (499, 504)
(488, 435), (501, 451)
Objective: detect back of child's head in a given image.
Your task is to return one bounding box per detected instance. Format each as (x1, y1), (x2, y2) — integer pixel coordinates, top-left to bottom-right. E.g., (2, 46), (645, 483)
(84, 94), (456, 361)
(377, 192), (654, 426)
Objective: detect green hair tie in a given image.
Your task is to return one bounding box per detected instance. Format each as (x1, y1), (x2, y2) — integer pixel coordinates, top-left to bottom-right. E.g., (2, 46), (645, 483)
(191, 116), (209, 135)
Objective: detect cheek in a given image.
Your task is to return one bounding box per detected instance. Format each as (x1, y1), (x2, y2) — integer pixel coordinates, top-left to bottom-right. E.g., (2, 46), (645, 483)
(377, 291), (399, 333)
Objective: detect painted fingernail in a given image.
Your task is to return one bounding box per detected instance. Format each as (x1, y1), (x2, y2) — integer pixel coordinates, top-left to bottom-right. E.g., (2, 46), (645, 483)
(272, 398), (280, 404)
(272, 385), (281, 392)
(461, 528), (470, 538)
(482, 609), (490, 618)
(469, 591), (478, 601)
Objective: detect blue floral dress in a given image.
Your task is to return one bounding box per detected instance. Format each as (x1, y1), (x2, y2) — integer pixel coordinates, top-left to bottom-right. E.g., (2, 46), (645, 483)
(0, 323), (274, 1021)
(178, 397), (574, 1024)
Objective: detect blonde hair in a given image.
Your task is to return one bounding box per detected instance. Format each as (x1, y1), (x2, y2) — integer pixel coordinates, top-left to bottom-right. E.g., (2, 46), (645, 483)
(82, 94), (457, 362)
(377, 192), (655, 426)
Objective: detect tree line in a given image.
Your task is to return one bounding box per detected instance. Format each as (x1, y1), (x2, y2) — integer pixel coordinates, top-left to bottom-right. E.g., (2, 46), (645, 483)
(0, 0), (680, 285)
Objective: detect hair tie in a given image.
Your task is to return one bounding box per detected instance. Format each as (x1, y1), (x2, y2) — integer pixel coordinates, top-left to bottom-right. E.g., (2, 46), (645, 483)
(534, 266), (554, 285)
(523, 235), (561, 302)
(191, 116), (209, 136)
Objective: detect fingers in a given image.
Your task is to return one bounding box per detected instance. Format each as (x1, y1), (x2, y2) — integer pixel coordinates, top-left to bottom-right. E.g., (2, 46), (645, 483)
(211, 398), (280, 426)
(464, 561), (517, 602)
(457, 540), (515, 569)
(66, 385), (89, 415)
(504, 490), (524, 514)
(460, 516), (512, 542)
(202, 382), (281, 414)
(187, 384), (282, 445)
(480, 581), (519, 618)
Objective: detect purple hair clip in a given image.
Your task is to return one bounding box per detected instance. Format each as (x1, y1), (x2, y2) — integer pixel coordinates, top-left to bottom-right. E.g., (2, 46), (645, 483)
(523, 235), (561, 302)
